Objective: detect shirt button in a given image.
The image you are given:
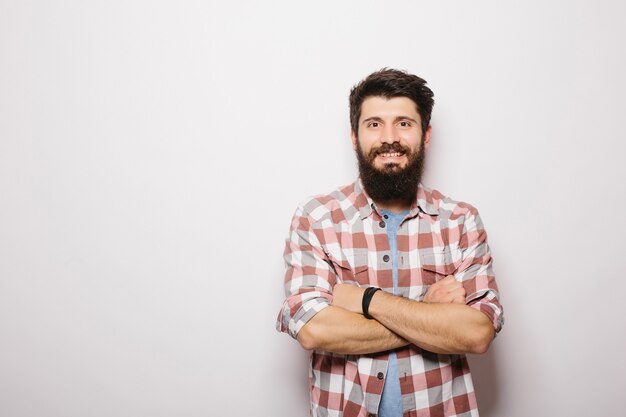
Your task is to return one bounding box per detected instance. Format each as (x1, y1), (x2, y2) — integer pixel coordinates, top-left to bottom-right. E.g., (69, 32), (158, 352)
(379, 221), (386, 228)
(383, 214), (389, 219)
(383, 254), (390, 262)
(377, 372), (384, 380)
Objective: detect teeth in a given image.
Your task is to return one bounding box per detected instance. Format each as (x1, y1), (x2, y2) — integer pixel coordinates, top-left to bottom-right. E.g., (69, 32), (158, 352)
(380, 152), (402, 157)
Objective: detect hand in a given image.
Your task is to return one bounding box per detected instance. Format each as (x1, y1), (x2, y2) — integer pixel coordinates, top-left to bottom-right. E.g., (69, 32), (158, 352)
(423, 275), (466, 304)
(332, 283), (366, 314)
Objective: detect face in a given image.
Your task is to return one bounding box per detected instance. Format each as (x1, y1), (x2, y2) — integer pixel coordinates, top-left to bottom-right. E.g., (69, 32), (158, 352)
(351, 96), (432, 206)
(351, 96), (432, 173)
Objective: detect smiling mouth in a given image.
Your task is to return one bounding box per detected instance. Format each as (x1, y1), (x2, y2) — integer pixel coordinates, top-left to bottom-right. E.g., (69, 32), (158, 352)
(367, 143), (410, 163)
(378, 152), (404, 158)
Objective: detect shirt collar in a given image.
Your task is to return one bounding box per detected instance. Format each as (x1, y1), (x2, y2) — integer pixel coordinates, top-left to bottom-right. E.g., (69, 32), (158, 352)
(355, 178), (439, 220)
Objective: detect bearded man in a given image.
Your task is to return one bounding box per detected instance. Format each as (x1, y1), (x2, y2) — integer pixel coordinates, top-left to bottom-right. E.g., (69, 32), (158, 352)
(277, 69), (504, 417)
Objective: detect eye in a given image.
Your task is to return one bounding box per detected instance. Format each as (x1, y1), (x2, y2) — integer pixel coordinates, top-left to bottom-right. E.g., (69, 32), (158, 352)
(399, 121), (411, 127)
(368, 121), (380, 128)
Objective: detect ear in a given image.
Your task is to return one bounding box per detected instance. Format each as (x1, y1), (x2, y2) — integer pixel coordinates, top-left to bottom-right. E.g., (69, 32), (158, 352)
(350, 130), (358, 150)
(422, 125), (433, 150)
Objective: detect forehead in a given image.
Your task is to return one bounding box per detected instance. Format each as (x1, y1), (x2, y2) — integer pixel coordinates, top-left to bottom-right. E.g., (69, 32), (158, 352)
(360, 96), (420, 121)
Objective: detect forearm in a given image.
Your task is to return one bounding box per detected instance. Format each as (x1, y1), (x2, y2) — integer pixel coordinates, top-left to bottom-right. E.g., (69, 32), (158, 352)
(297, 306), (409, 355)
(369, 291), (495, 354)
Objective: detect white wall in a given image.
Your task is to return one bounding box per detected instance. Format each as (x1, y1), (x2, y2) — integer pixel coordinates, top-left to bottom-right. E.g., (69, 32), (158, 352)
(1, 1), (625, 416)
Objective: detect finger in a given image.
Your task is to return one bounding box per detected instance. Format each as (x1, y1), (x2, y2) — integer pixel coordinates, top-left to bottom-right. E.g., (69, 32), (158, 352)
(446, 282), (465, 293)
(448, 286), (466, 301)
(451, 292), (467, 304)
(437, 280), (462, 293)
(440, 275), (459, 287)
(449, 282), (466, 300)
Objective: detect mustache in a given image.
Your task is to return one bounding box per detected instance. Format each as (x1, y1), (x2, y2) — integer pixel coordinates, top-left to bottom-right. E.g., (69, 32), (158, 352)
(367, 142), (411, 159)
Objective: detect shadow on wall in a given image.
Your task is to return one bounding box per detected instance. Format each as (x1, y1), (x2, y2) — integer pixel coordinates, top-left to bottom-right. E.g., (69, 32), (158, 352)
(468, 347), (501, 416)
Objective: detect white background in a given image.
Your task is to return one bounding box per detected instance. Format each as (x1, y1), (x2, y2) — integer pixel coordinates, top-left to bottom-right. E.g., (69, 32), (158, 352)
(1, 1), (625, 416)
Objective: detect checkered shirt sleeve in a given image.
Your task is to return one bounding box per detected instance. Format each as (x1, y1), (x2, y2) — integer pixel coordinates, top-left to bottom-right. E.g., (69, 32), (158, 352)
(276, 202), (334, 339)
(456, 210), (504, 333)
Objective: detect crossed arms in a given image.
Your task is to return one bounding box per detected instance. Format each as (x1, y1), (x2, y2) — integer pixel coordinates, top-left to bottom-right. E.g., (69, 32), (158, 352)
(278, 204), (503, 356)
(297, 276), (495, 355)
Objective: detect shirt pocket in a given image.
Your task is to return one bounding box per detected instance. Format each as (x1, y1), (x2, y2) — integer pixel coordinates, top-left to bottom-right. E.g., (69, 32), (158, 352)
(327, 249), (369, 285)
(419, 248), (461, 285)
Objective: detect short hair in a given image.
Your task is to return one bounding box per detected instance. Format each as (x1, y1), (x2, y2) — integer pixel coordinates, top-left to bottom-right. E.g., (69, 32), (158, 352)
(349, 68), (434, 135)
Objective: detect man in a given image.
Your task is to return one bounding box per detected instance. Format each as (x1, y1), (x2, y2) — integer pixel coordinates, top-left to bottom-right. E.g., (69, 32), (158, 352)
(277, 68), (503, 417)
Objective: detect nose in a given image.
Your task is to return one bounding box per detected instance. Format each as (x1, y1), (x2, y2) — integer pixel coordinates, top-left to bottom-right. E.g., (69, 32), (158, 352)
(381, 124), (397, 144)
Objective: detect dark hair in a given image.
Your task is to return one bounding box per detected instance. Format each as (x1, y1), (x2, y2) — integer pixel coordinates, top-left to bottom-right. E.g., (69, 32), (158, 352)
(349, 68), (434, 134)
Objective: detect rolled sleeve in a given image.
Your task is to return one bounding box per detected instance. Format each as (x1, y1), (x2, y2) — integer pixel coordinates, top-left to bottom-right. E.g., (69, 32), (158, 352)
(276, 204), (336, 339)
(456, 211), (504, 334)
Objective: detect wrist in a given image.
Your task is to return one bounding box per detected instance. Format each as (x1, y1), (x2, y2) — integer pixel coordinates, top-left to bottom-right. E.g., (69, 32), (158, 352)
(362, 287), (381, 319)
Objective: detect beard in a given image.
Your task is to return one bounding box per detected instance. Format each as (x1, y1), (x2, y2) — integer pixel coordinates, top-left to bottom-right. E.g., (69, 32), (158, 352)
(356, 139), (425, 206)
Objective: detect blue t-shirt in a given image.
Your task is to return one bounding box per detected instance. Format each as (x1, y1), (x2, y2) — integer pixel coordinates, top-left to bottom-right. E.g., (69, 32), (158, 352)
(378, 209), (409, 417)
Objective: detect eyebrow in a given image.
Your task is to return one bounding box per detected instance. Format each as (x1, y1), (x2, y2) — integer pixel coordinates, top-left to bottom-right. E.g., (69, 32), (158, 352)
(361, 116), (419, 125)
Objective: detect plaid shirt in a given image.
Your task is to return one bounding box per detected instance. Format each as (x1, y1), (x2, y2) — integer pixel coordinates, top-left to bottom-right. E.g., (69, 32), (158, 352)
(277, 179), (504, 417)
